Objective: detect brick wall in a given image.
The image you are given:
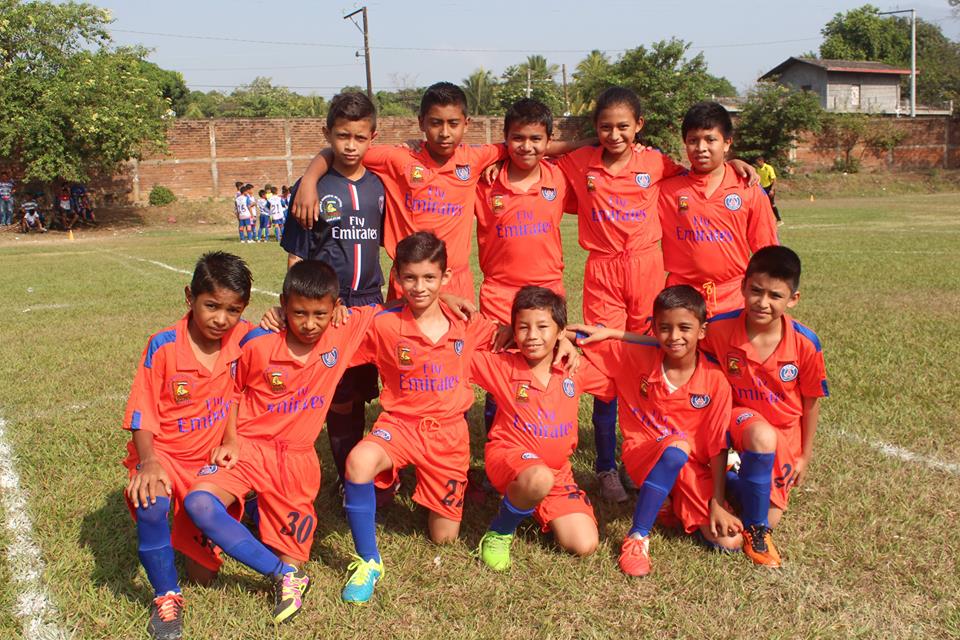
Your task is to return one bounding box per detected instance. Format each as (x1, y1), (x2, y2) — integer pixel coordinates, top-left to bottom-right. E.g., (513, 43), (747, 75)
(112, 114), (958, 204)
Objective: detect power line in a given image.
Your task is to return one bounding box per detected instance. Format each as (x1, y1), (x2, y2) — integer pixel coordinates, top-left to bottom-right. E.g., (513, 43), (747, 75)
(176, 63), (361, 71)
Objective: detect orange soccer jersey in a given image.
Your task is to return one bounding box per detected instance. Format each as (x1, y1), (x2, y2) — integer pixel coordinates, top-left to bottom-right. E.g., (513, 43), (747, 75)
(658, 164), (779, 316)
(474, 160), (568, 323)
(121, 312), (249, 570)
(584, 340), (732, 532)
(363, 143), (508, 297)
(556, 145), (684, 255)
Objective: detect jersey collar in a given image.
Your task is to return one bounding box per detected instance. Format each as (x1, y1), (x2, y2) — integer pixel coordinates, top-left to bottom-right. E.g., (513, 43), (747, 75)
(730, 313), (799, 364)
(174, 313), (244, 377)
(494, 159), (560, 196)
(268, 327), (336, 368)
(685, 163), (743, 199)
(397, 300), (466, 345)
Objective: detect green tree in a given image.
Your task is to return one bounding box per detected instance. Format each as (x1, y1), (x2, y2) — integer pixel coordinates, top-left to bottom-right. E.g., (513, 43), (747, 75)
(570, 50), (614, 115)
(461, 68), (498, 115)
(734, 82), (823, 165)
(138, 60), (189, 116)
(0, 0), (169, 181)
(495, 56), (564, 115)
(814, 112), (907, 172)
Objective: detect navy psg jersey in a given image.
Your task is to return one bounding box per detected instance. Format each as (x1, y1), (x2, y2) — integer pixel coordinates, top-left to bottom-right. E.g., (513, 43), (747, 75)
(282, 169), (386, 299)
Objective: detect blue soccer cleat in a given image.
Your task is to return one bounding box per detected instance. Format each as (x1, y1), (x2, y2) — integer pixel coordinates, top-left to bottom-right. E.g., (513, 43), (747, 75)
(341, 556), (383, 605)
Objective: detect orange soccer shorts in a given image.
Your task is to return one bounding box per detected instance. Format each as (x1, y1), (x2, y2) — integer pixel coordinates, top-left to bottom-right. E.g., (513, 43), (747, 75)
(364, 412), (470, 521)
(582, 245), (665, 332)
(191, 437), (321, 563)
(728, 407), (801, 510)
(484, 443), (594, 532)
(123, 449), (240, 571)
(479, 279), (565, 326)
(665, 273), (744, 319)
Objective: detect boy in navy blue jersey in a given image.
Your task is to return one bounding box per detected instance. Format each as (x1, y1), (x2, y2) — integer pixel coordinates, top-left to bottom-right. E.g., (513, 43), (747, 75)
(281, 91), (386, 491)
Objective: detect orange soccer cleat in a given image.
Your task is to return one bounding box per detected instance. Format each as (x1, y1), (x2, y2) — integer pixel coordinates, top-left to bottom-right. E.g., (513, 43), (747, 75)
(618, 535), (652, 577)
(742, 524), (782, 568)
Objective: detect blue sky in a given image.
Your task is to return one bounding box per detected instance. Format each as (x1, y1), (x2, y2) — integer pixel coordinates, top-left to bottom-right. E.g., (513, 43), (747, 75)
(99, 0), (960, 97)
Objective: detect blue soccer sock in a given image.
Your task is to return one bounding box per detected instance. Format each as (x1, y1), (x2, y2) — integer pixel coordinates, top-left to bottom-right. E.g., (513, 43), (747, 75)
(592, 397), (618, 473)
(136, 497), (180, 596)
(344, 480), (380, 563)
(184, 491), (294, 578)
(629, 446), (689, 538)
(737, 451), (775, 528)
(238, 228), (245, 242)
(483, 393), (498, 434)
(489, 495), (535, 535)
(274, 226), (281, 241)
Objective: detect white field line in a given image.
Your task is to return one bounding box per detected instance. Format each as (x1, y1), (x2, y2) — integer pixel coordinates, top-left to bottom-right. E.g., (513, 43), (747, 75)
(22, 303), (73, 314)
(118, 253), (279, 298)
(835, 428), (960, 476)
(0, 418), (70, 639)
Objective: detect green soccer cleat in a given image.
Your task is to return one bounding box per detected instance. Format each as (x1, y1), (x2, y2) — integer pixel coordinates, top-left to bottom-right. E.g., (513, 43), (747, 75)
(272, 567), (310, 624)
(341, 556), (384, 605)
(478, 530), (514, 571)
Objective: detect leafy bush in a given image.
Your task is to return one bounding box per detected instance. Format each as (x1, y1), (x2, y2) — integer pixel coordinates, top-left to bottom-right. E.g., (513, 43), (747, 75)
(148, 185), (176, 206)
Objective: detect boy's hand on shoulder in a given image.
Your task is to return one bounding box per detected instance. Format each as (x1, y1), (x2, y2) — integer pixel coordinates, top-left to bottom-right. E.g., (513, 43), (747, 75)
(730, 158), (759, 187)
(481, 161), (503, 185)
(260, 305), (285, 332)
(331, 302), (350, 328)
(567, 323), (623, 345)
(491, 323), (514, 352)
(291, 187), (319, 227)
(401, 139), (423, 154)
(126, 458), (172, 509)
(554, 336), (581, 375)
(709, 498), (743, 538)
(210, 440), (240, 470)
(439, 293), (476, 320)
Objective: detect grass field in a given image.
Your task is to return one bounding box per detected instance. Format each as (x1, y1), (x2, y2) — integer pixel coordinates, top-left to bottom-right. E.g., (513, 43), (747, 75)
(1, 192), (959, 639)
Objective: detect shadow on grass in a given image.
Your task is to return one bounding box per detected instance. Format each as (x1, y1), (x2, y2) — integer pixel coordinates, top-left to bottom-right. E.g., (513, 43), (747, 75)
(79, 489), (151, 603)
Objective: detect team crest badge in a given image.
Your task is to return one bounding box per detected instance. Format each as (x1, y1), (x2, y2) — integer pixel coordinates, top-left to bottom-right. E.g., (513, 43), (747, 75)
(172, 379), (191, 404)
(516, 383), (530, 403)
(586, 175), (597, 192)
(322, 348), (339, 368)
(521, 452), (540, 460)
(268, 370), (286, 392)
(639, 376), (649, 398)
(397, 343), (414, 369)
(635, 173), (651, 188)
(197, 464), (218, 476)
(411, 165), (425, 182)
(735, 412), (755, 425)
(541, 187), (557, 201)
(454, 339), (464, 356)
(492, 194), (505, 212)
(371, 428), (392, 441)
(690, 394), (711, 409)
(562, 378), (575, 398)
(779, 363), (799, 382)
(678, 195), (689, 212)
(320, 195), (343, 221)
(724, 194), (742, 211)
(727, 355), (742, 377)
(455, 165), (471, 181)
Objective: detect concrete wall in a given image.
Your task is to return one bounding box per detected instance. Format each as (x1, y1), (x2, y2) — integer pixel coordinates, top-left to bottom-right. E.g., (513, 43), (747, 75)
(777, 65), (827, 106)
(100, 114), (958, 204)
(825, 72), (901, 113)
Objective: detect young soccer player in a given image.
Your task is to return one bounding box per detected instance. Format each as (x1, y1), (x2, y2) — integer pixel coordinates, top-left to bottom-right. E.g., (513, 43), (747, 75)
(576, 286), (741, 576)
(659, 102), (779, 318)
(184, 260), (379, 623)
(235, 181), (244, 197)
(235, 184), (255, 243)
(699, 246), (828, 567)
(557, 88), (760, 502)
(281, 92), (386, 492)
(471, 286), (613, 570)
(256, 189), (270, 242)
(291, 82), (587, 302)
(755, 156), (782, 224)
(474, 98), (570, 431)
(122, 252), (252, 640)
(268, 186), (285, 241)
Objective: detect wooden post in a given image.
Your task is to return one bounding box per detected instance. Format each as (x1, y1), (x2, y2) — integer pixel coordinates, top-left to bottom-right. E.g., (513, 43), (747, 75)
(208, 120), (219, 198)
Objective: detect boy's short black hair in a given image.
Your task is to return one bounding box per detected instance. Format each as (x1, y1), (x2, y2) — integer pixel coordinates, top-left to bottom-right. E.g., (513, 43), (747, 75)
(326, 91), (377, 131)
(653, 285), (707, 324)
(282, 259), (340, 302)
(419, 82), (468, 118)
(681, 101), (733, 140)
(504, 98), (553, 138)
(594, 86), (643, 123)
(258, 189), (266, 198)
(190, 251), (253, 304)
(235, 181), (243, 190)
(745, 245), (802, 293)
(394, 231), (447, 272)
(511, 286), (566, 329)
(242, 183), (253, 193)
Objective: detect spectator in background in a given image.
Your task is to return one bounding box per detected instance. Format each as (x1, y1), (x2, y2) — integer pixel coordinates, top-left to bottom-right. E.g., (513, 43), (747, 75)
(58, 186), (79, 230)
(256, 189), (271, 242)
(70, 183), (96, 224)
(755, 156), (782, 225)
(19, 197), (46, 233)
(0, 171), (15, 226)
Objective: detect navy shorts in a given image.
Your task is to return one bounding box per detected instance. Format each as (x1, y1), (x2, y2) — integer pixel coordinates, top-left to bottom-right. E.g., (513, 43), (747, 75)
(333, 289), (383, 405)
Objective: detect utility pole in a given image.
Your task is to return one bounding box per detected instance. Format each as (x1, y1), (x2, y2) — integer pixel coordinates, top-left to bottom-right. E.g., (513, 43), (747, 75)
(344, 7), (373, 100)
(879, 8), (917, 117)
(526, 68), (532, 98)
(561, 63), (570, 115)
